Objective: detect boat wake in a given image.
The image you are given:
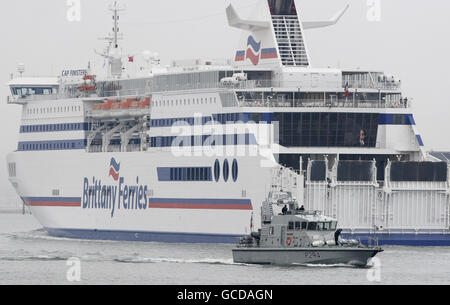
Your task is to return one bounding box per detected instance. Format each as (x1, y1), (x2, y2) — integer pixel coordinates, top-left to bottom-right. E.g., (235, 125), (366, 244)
(113, 256), (246, 266)
(291, 263), (370, 269)
(0, 249), (74, 262)
(6, 229), (118, 244)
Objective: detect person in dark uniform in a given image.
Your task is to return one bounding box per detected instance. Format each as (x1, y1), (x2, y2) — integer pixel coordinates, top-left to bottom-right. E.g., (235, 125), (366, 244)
(299, 205), (305, 212)
(282, 205), (288, 215)
(334, 229), (343, 246)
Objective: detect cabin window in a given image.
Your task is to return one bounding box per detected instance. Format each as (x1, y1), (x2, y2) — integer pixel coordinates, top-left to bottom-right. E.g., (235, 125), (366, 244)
(295, 221), (301, 230)
(307, 222), (317, 230)
(288, 221), (294, 230)
(223, 159), (229, 182)
(323, 222), (331, 231)
(330, 221), (337, 231)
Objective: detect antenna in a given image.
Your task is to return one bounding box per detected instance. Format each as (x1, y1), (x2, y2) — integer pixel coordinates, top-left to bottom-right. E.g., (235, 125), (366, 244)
(109, 1), (126, 49)
(95, 1), (126, 79)
(17, 63), (25, 77)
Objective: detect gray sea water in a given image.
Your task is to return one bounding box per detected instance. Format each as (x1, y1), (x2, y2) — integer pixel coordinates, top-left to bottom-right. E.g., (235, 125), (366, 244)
(0, 213), (449, 285)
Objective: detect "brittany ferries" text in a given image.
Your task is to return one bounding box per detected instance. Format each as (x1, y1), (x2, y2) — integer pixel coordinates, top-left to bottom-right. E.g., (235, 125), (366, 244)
(82, 176), (148, 218)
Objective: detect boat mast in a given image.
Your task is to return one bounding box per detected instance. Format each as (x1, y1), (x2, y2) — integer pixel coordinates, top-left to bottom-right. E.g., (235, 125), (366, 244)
(111, 1), (121, 49)
(96, 1), (125, 79)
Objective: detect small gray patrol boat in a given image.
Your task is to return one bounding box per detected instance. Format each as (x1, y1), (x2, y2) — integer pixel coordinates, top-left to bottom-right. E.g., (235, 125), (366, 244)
(233, 192), (383, 267)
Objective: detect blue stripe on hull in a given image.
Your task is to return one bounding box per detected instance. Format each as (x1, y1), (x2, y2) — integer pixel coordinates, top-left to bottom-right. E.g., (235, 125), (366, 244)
(46, 229), (450, 246)
(343, 233), (450, 247)
(46, 228), (243, 244)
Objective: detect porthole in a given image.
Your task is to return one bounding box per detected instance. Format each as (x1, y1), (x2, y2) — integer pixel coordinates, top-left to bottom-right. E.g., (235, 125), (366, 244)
(214, 159), (220, 182)
(232, 159), (238, 182)
(223, 159), (229, 182)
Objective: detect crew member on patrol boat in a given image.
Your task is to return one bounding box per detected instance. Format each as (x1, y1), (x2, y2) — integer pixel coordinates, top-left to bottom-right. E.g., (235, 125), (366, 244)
(334, 229), (343, 246)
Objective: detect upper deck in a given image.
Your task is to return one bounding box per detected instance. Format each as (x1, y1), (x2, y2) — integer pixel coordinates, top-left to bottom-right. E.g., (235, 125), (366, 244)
(7, 67), (404, 111)
(6, 1), (405, 112)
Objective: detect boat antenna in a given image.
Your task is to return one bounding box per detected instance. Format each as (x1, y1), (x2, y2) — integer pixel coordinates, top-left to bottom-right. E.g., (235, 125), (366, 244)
(110, 1), (125, 49)
(95, 1), (126, 79)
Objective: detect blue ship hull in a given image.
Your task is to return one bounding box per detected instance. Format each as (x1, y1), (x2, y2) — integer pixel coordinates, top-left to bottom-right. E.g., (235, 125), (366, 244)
(343, 233), (450, 247)
(46, 228), (450, 246)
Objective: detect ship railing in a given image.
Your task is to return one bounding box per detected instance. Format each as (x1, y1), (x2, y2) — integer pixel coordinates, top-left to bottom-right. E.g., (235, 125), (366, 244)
(237, 99), (408, 109)
(237, 235), (258, 248)
(344, 80), (401, 91)
(87, 107), (151, 119)
(101, 88), (151, 98)
(355, 236), (380, 248)
(7, 80), (401, 102)
(87, 144), (144, 153)
(87, 145), (103, 153)
(220, 79), (401, 91)
(106, 145), (122, 153)
(7, 93), (62, 103)
(124, 144), (143, 152)
(151, 79), (402, 93)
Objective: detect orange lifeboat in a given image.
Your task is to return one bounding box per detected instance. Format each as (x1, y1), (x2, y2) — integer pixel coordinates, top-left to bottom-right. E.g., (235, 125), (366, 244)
(83, 74), (96, 81)
(111, 102), (121, 110)
(130, 100), (141, 108)
(78, 75), (97, 92)
(77, 84), (96, 92)
(101, 99), (114, 110)
(140, 97), (151, 108)
(120, 99), (132, 109)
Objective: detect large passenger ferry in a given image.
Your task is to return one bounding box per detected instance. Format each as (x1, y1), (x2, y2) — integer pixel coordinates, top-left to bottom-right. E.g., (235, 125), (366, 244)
(6, 1), (450, 245)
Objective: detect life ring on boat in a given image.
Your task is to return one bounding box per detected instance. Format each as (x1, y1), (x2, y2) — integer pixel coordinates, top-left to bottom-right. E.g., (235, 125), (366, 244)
(286, 237), (293, 246)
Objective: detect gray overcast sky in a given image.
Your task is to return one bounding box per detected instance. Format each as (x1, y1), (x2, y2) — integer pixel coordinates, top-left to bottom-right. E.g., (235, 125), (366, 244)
(0, 0), (449, 201)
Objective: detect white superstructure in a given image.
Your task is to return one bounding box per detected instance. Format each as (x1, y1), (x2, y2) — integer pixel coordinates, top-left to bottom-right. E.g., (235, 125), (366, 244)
(5, 1), (450, 245)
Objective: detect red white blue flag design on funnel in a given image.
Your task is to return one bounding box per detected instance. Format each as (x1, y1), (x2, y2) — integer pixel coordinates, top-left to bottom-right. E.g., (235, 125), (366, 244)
(109, 158), (120, 181)
(235, 35), (278, 65)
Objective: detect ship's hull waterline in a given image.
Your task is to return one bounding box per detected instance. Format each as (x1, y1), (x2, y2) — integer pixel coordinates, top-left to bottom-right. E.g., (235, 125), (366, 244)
(232, 248), (383, 267)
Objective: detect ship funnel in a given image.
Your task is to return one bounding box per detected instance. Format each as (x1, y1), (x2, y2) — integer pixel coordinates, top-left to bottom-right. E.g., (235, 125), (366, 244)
(230, 0), (310, 68)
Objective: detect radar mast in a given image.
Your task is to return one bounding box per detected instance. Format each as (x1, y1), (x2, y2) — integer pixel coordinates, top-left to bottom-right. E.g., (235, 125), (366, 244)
(96, 1), (126, 79)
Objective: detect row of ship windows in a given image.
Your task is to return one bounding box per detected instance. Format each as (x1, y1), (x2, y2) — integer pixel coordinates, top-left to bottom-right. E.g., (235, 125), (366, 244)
(151, 113), (270, 128)
(158, 160), (239, 183)
(20, 123), (88, 133)
(171, 167), (212, 182)
(157, 167), (212, 182)
(17, 134), (254, 151)
(153, 97), (218, 107)
(26, 105), (82, 116)
(149, 134), (257, 148)
(152, 117), (212, 127)
(269, 221), (338, 233)
(18, 140), (86, 151)
(214, 159), (238, 183)
(146, 113), (412, 129)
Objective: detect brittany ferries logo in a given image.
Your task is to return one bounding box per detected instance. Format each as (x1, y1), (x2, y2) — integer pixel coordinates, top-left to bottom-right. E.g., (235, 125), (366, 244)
(109, 158), (120, 181)
(82, 158), (149, 218)
(235, 35), (278, 65)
